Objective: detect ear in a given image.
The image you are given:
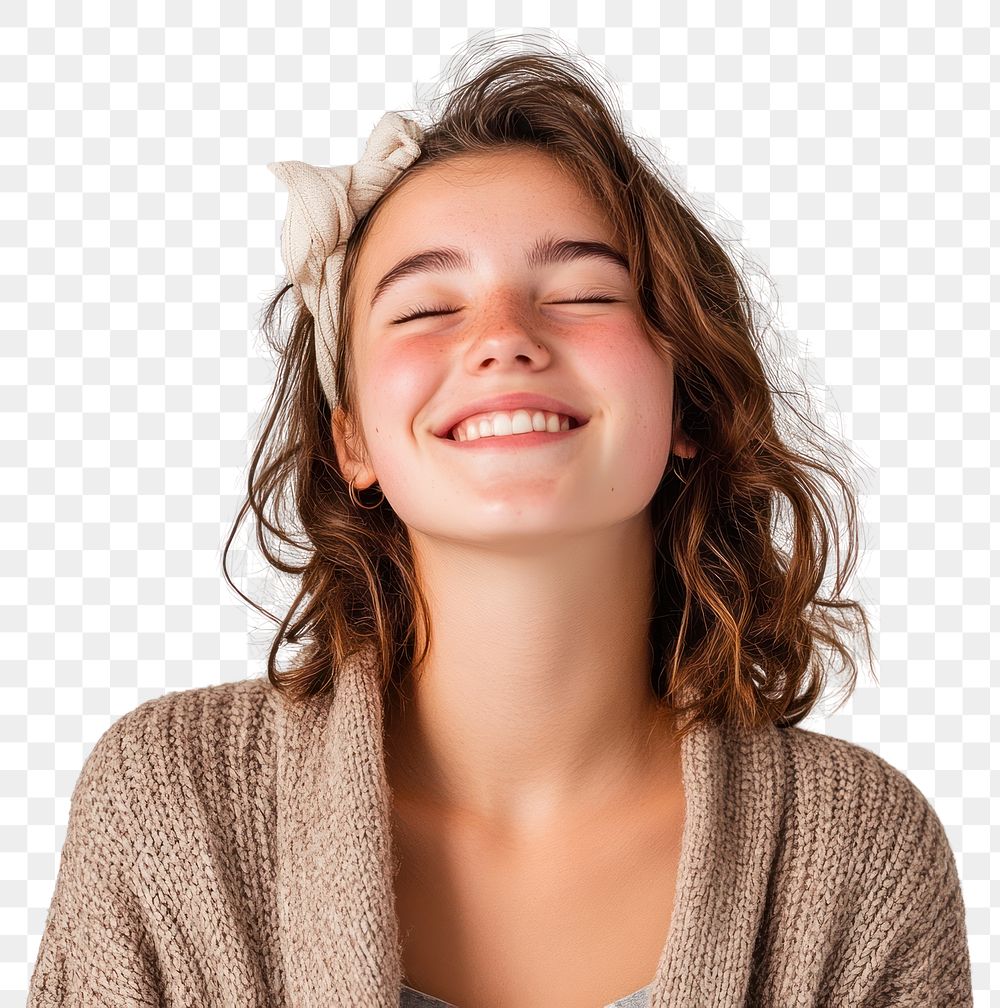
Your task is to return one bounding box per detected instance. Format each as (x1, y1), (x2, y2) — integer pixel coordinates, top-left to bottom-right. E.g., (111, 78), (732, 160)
(671, 415), (698, 459)
(331, 405), (378, 490)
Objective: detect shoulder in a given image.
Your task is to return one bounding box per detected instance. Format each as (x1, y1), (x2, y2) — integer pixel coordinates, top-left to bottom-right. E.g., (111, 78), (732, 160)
(753, 728), (973, 1002)
(777, 724), (948, 834)
(33, 679), (288, 1003)
(98, 676), (277, 743)
(81, 676), (280, 815)
(774, 724), (960, 900)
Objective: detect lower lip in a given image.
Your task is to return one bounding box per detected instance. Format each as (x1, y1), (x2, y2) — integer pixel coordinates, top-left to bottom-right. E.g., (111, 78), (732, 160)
(438, 422), (587, 449)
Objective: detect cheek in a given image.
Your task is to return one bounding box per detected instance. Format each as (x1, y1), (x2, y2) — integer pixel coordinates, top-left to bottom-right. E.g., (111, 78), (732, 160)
(589, 329), (676, 480)
(356, 342), (441, 478)
(364, 342), (437, 426)
(585, 327), (674, 423)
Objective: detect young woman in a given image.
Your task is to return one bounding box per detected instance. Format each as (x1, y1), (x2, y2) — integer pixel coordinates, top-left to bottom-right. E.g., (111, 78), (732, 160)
(29, 38), (973, 1008)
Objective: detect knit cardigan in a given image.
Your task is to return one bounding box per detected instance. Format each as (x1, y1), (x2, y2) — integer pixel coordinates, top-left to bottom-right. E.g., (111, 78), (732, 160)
(28, 645), (974, 1007)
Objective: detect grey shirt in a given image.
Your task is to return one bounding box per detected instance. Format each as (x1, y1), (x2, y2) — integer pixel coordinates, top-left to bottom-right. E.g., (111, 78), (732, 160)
(400, 978), (655, 1007)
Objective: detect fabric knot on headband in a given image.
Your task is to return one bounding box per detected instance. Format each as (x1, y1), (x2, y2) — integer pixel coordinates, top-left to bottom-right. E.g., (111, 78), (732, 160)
(267, 110), (425, 410)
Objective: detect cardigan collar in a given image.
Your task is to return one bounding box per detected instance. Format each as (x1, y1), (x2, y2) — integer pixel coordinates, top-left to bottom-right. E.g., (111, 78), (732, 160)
(271, 644), (787, 1008)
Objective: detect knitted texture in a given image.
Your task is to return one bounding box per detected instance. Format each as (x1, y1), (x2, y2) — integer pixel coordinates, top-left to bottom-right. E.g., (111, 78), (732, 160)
(28, 645), (974, 1007)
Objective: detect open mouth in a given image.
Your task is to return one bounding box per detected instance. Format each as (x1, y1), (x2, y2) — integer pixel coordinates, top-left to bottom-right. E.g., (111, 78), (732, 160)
(443, 416), (585, 441)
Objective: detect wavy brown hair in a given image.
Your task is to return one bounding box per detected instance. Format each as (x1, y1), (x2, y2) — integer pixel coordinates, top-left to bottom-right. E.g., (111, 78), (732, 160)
(223, 31), (875, 744)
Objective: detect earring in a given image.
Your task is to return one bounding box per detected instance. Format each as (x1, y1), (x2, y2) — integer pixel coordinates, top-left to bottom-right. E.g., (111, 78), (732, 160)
(670, 451), (694, 485)
(348, 478), (385, 510)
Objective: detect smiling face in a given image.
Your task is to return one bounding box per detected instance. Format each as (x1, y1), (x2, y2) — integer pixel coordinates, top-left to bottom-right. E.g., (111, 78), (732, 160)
(332, 145), (694, 549)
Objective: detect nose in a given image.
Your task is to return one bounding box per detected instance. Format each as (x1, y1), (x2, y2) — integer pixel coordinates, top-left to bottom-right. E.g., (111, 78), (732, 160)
(460, 298), (554, 376)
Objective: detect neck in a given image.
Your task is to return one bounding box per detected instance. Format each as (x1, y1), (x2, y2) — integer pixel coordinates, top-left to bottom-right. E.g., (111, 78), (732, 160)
(382, 510), (679, 840)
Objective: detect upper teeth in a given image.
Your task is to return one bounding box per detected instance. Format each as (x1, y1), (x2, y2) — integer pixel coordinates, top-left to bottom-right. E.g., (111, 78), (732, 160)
(451, 409), (572, 442)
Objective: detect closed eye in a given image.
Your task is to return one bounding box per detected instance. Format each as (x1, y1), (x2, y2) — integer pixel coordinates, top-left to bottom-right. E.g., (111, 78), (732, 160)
(390, 295), (623, 326)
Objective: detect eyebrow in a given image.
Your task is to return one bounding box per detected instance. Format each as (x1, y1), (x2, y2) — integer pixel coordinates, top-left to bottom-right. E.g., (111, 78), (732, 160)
(368, 234), (631, 310)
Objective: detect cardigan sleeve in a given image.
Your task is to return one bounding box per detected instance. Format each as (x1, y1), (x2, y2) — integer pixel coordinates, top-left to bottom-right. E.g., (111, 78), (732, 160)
(27, 713), (163, 1007)
(860, 775), (974, 1007)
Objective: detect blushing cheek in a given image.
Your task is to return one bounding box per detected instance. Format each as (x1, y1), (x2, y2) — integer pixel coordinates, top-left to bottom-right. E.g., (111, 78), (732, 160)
(363, 343), (439, 459)
(609, 336), (675, 474)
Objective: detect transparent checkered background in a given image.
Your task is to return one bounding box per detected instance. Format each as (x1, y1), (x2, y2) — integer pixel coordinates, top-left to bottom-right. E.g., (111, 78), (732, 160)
(4, 4), (995, 1005)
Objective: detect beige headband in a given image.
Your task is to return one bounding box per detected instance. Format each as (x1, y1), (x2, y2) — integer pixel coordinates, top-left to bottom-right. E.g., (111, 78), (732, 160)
(267, 110), (425, 410)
